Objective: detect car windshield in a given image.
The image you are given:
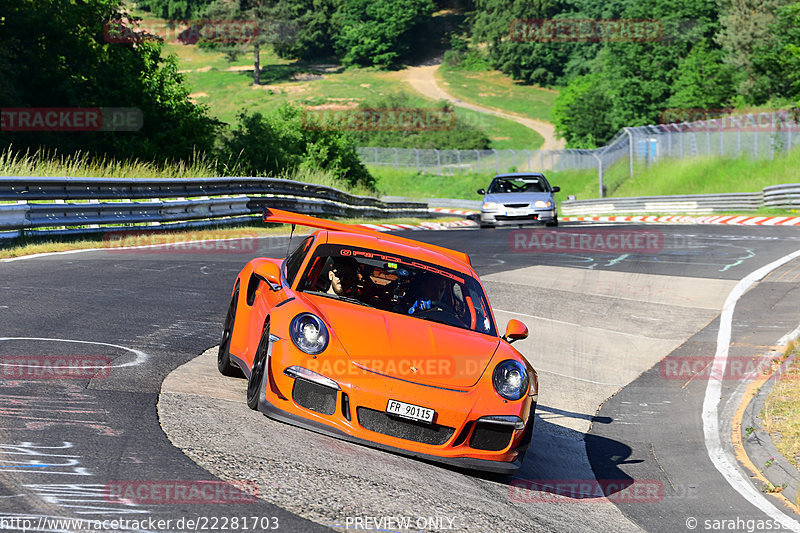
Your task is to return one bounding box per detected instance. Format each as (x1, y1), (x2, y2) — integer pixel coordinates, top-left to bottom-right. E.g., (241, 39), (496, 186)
(487, 176), (547, 194)
(297, 244), (497, 336)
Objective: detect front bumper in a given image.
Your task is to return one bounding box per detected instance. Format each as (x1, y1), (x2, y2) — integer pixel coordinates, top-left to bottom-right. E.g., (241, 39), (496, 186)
(258, 395), (528, 474)
(481, 209), (557, 226)
(260, 339), (535, 473)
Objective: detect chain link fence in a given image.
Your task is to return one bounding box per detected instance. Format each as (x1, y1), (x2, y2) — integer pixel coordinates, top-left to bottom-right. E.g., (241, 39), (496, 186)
(358, 110), (800, 197)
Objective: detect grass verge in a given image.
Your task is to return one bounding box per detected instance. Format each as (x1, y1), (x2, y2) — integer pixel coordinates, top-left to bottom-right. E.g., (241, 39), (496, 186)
(763, 341), (800, 473)
(546, 147), (800, 202)
(437, 65), (559, 124)
(164, 42), (540, 149)
(372, 167), (487, 200)
(0, 148), (375, 196)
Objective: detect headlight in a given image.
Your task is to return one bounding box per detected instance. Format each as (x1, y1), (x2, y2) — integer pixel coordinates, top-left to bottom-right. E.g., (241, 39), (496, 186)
(290, 313), (329, 355)
(492, 360), (529, 401)
(534, 200), (551, 208)
(482, 202), (499, 210)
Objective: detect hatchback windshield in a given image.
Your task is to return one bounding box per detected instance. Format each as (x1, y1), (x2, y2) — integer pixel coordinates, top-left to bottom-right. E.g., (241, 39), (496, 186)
(297, 244), (497, 336)
(487, 176), (547, 194)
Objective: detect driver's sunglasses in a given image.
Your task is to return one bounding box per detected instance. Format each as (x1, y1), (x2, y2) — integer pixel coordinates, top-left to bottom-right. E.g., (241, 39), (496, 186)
(332, 269), (357, 282)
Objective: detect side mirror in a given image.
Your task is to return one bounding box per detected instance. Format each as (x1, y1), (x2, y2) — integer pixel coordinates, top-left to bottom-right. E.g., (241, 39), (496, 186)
(551, 186), (560, 193)
(477, 188), (485, 195)
(504, 319), (528, 344)
(254, 262), (282, 291)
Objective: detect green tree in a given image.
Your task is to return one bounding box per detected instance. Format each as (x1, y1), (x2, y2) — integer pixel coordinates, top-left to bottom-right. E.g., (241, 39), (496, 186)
(552, 73), (615, 148)
(467, 0), (630, 85)
(598, 0), (722, 130)
(0, 0), (219, 162)
(470, 0), (573, 85)
(331, 0), (434, 68)
(667, 39), (737, 110)
(716, 0), (794, 104)
(137, 0), (215, 19)
(777, 2), (800, 102)
(270, 0), (337, 61)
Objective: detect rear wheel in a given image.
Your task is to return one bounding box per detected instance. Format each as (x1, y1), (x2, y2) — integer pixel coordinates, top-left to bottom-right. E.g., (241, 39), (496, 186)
(246, 318), (271, 410)
(218, 283), (243, 377)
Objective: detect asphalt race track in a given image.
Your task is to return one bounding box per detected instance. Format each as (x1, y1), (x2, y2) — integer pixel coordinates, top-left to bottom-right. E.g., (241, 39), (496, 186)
(2, 222), (800, 533)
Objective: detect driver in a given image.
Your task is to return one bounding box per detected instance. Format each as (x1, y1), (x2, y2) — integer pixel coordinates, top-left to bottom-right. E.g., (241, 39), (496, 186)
(407, 274), (448, 315)
(327, 256), (359, 297)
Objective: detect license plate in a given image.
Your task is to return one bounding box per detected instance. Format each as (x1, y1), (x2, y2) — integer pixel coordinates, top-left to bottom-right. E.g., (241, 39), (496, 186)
(504, 209), (530, 217)
(386, 399), (435, 423)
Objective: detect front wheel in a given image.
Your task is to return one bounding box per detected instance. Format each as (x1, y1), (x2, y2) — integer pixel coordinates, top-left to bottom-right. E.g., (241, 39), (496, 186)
(545, 218), (559, 227)
(246, 318), (271, 410)
(218, 283), (243, 377)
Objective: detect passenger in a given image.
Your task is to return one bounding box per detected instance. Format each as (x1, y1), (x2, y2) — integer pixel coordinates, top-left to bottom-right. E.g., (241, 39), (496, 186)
(407, 274), (449, 314)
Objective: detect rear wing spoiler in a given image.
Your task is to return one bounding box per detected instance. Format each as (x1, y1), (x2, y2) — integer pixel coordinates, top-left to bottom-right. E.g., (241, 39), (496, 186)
(263, 207), (472, 268)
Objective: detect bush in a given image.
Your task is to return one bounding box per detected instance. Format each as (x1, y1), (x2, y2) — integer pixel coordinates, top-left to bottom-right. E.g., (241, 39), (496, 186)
(345, 94), (491, 149)
(219, 105), (374, 190)
(443, 49), (490, 71)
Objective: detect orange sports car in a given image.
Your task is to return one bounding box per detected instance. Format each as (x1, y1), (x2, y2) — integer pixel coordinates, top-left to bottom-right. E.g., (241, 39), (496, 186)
(217, 208), (538, 473)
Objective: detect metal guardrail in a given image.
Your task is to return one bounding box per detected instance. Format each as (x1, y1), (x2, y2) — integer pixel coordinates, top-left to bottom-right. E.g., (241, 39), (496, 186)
(0, 176), (420, 207)
(560, 185), (800, 216)
(381, 196), (482, 210)
(0, 177), (433, 239)
(763, 184), (800, 208)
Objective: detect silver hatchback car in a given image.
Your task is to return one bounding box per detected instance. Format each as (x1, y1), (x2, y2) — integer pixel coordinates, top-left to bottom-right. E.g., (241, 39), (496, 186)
(477, 173), (560, 228)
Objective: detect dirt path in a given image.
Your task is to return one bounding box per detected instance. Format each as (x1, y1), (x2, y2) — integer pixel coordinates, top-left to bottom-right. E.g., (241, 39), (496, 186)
(403, 64), (565, 151)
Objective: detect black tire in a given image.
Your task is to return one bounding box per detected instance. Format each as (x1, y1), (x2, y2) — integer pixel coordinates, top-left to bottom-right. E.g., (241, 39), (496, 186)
(546, 218), (559, 227)
(218, 283), (243, 377)
(246, 318), (270, 410)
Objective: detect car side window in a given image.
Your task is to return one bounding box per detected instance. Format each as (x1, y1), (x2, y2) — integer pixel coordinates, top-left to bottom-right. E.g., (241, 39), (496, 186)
(284, 236), (314, 286)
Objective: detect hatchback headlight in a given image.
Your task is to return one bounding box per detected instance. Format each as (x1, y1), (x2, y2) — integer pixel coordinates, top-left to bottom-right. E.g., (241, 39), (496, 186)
(482, 202), (499, 210)
(534, 200), (552, 208)
(290, 313), (329, 355)
(492, 360), (529, 401)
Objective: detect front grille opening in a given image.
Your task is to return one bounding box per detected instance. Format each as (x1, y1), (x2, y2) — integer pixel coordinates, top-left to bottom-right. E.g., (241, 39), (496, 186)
(495, 214), (539, 221)
(356, 407), (454, 445)
(503, 203), (529, 208)
(341, 391), (351, 421)
(451, 421), (473, 447)
(469, 422), (514, 451)
(292, 378), (337, 415)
